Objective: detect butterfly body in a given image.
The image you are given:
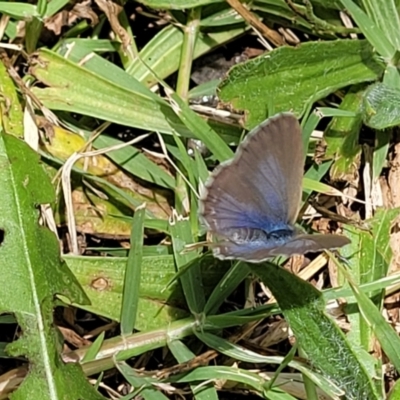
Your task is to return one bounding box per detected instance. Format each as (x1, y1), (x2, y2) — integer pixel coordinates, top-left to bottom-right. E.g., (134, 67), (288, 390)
(199, 113), (350, 262)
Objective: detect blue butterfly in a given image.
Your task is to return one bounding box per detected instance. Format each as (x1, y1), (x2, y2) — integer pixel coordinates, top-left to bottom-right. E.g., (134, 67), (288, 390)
(199, 113), (350, 262)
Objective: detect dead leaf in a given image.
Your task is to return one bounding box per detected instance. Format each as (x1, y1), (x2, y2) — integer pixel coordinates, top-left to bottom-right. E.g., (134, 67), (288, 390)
(45, 0), (98, 35)
(94, 0), (131, 55)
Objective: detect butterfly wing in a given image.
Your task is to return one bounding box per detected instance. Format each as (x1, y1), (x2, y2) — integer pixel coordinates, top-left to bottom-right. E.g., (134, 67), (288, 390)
(269, 234), (351, 256)
(200, 113), (303, 237)
(200, 113), (350, 262)
(210, 236), (289, 262)
(210, 233), (350, 262)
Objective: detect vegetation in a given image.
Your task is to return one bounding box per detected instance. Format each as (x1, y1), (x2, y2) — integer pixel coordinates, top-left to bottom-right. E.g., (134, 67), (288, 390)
(0, 0), (400, 399)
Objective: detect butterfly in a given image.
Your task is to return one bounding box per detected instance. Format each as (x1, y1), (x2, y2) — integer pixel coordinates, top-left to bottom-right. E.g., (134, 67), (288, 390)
(199, 113), (350, 263)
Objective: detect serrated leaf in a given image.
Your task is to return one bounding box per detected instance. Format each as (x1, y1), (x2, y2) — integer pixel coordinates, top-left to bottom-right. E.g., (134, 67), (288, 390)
(0, 133), (102, 399)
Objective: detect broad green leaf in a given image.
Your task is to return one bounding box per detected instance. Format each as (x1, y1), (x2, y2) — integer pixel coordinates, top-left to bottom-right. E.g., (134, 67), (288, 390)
(66, 255), (187, 329)
(65, 254), (228, 330)
(0, 133), (102, 399)
(363, 83), (400, 129)
(30, 49), (193, 137)
(219, 39), (383, 129)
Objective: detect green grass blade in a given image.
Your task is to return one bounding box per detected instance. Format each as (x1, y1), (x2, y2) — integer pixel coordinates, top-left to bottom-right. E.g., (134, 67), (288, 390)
(340, 0), (396, 59)
(360, 0), (400, 50)
(168, 340), (218, 399)
(194, 332), (343, 398)
(116, 362), (170, 400)
(81, 332), (105, 363)
(204, 261), (251, 315)
(339, 261), (400, 373)
(373, 129), (391, 181)
(169, 213), (206, 315)
(166, 91), (233, 162)
(120, 204), (146, 336)
(167, 365), (296, 399)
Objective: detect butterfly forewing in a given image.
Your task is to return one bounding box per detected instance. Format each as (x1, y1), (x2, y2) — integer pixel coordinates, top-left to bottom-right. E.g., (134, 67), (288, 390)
(200, 113), (303, 236)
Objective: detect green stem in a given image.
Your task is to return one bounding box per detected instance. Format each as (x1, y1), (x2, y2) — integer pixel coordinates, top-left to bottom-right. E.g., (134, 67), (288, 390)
(175, 7), (202, 214)
(176, 7), (201, 101)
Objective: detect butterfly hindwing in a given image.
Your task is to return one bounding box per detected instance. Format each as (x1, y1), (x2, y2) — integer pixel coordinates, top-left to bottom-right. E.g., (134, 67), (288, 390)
(269, 234), (351, 257)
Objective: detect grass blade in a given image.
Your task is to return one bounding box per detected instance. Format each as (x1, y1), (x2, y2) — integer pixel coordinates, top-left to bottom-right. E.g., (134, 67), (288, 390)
(120, 203), (146, 336)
